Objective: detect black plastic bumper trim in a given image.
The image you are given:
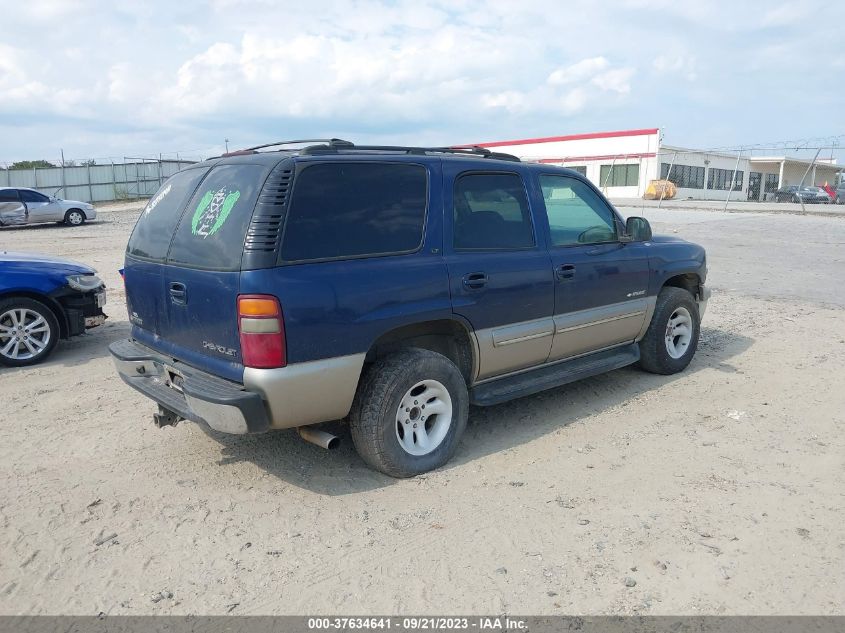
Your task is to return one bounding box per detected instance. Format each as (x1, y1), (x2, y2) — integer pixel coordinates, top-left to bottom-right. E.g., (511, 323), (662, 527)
(109, 338), (271, 434)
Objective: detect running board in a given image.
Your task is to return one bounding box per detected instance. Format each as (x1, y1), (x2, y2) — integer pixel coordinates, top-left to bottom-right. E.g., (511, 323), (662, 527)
(470, 343), (640, 407)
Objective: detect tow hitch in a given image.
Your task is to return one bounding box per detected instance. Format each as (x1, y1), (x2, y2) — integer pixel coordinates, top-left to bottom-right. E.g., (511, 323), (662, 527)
(153, 405), (182, 428)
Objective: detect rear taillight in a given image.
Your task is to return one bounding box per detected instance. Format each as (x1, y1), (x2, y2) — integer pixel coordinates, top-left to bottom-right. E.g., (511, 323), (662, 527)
(237, 294), (286, 369)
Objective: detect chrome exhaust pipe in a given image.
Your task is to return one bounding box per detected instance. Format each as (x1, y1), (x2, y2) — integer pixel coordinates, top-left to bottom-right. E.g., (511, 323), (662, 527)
(297, 426), (340, 450)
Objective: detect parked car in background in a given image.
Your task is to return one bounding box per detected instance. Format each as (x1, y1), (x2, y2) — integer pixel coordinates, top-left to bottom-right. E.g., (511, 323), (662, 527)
(803, 186), (831, 204)
(0, 252), (107, 366)
(110, 139), (709, 477)
(834, 184), (845, 204)
(774, 185), (830, 203)
(0, 187), (97, 226)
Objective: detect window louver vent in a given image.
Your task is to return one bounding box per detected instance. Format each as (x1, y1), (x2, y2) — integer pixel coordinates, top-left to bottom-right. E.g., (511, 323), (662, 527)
(244, 167), (292, 253)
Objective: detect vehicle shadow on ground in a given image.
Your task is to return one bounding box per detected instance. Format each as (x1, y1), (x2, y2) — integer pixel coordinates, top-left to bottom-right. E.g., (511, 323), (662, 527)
(54, 321), (130, 367)
(209, 325), (753, 496)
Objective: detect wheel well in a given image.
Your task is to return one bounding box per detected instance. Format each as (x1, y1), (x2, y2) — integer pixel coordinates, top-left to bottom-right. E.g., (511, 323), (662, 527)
(366, 320), (475, 384)
(663, 273), (701, 298)
(0, 291), (68, 338)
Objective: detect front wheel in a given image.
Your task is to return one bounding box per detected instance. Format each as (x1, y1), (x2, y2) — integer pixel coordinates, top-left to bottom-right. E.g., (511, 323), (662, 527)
(64, 209), (85, 226)
(349, 348), (468, 478)
(0, 297), (60, 367)
(638, 287), (700, 375)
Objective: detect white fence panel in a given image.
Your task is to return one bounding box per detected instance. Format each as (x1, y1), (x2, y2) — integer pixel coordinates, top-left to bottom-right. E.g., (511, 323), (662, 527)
(0, 160), (195, 203)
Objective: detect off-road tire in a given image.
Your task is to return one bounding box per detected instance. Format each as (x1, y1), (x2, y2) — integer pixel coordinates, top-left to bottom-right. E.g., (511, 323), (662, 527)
(349, 348), (469, 478)
(0, 296), (60, 367)
(638, 287), (700, 375)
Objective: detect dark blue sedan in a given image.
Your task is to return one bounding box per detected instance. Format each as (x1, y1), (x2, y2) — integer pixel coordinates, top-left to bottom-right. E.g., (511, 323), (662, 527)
(0, 252), (107, 366)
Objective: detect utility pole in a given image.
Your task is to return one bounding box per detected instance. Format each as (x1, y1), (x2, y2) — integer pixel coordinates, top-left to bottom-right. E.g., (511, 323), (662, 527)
(724, 148), (743, 211)
(225, 138), (229, 153)
(60, 148), (66, 197)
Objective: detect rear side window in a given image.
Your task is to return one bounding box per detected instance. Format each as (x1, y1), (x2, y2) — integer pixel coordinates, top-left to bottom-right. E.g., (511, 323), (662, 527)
(280, 163), (427, 262)
(0, 189), (20, 202)
(453, 173), (534, 250)
(127, 168), (208, 261)
(167, 164), (266, 270)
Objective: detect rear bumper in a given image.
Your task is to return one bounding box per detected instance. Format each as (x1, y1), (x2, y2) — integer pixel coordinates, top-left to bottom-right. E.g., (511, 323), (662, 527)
(109, 338), (270, 434)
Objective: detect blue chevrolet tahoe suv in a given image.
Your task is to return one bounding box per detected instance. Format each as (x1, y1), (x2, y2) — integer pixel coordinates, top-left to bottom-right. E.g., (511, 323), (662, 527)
(110, 139), (709, 477)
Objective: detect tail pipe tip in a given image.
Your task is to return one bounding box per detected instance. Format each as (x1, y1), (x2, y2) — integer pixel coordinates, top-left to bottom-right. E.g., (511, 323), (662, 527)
(297, 426), (340, 450)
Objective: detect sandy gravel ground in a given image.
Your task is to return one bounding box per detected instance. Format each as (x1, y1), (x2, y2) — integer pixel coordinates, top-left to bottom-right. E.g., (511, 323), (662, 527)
(0, 205), (843, 615)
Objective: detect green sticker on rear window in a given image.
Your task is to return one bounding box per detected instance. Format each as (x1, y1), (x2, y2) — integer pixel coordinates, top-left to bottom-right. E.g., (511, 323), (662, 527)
(191, 186), (241, 238)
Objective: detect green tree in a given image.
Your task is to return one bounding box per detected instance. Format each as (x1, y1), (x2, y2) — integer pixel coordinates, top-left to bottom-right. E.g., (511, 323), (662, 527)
(10, 160), (57, 170)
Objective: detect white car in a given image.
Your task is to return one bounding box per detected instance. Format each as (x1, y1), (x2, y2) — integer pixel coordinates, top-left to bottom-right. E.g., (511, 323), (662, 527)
(0, 187), (97, 227)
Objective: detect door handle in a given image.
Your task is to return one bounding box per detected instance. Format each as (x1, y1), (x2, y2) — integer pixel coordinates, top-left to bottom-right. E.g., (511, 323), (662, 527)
(169, 282), (187, 304)
(462, 272), (488, 290)
(556, 264), (576, 280)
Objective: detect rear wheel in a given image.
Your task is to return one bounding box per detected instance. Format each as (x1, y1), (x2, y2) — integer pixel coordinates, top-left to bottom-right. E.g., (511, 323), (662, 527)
(349, 348), (468, 477)
(0, 297), (60, 367)
(64, 209), (85, 226)
(638, 287), (700, 375)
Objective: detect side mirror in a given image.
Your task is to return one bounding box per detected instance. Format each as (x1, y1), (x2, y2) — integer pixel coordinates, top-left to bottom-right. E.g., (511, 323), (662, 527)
(623, 216), (652, 242)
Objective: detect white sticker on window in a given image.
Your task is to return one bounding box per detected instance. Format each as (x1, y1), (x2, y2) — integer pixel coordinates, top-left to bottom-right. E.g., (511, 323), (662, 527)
(144, 183), (172, 215)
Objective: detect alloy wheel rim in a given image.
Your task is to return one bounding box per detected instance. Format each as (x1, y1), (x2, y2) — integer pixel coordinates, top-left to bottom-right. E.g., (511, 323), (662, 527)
(395, 379), (453, 456)
(664, 306), (692, 359)
(0, 308), (51, 360)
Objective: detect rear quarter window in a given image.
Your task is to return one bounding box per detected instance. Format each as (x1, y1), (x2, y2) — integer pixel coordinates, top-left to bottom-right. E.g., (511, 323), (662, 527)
(166, 164), (267, 271)
(127, 168), (208, 261)
(280, 162), (427, 262)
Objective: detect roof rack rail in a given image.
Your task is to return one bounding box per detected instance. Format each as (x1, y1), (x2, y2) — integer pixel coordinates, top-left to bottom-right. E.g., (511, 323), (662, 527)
(299, 141), (520, 162)
(242, 138), (354, 152)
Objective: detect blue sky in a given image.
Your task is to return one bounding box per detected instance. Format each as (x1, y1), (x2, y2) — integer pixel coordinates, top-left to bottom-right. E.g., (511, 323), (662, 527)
(2, 0), (843, 163)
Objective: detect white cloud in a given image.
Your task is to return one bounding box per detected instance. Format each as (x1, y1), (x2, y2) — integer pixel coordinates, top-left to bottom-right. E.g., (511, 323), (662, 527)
(0, 0), (843, 160)
(154, 27), (543, 123)
(17, 0), (85, 20)
(543, 57), (634, 103)
(548, 57), (610, 85)
(761, 4), (811, 27)
(591, 67), (635, 94)
(653, 55), (698, 81)
(481, 91), (529, 113)
(0, 54), (88, 122)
